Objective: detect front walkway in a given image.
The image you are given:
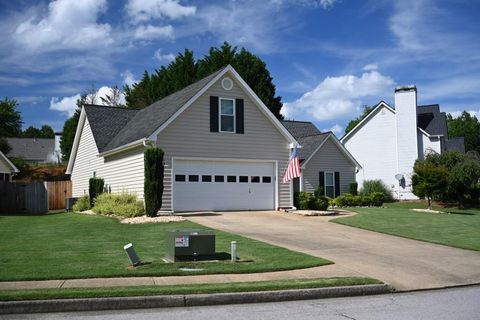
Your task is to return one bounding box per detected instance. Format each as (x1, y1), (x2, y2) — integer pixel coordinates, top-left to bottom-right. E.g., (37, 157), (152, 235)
(187, 211), (480, 291)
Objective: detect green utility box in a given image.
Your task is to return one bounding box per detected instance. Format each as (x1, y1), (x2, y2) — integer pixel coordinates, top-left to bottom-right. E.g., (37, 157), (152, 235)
(166, 229), (215, 262)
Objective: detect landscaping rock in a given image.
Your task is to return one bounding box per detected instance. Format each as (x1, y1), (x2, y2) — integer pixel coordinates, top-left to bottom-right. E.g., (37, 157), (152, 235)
(121, 215), (185, 224)
(411, 208), (446, 214)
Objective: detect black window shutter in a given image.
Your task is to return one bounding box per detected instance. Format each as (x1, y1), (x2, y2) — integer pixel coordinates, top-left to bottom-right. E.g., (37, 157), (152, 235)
(235, 99), (244, 134)
(334, 172), (340, 197)
(210, 96), (219, 132)
(319, 171), (325, 195)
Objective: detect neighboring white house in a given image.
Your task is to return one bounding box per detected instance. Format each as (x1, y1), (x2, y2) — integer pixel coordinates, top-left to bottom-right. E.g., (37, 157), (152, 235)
(0, 150), (19, 182)
(341, 86), (464, 200)
(67, 65), (299, 212)
(6, 133), (62, 164)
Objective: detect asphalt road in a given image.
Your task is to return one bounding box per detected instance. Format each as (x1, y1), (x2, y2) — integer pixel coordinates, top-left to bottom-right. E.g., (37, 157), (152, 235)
(4, 286), (480, 320)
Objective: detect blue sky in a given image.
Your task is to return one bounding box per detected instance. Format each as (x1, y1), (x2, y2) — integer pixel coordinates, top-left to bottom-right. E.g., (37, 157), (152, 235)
(1, 0), (479, 136)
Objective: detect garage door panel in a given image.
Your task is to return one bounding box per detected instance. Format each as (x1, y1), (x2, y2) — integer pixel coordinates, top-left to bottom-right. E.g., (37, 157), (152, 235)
(173, 159), (275, 212)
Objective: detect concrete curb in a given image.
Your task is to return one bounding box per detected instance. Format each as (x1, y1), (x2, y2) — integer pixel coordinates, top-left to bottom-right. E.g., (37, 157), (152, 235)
(0, 284), (392, 314)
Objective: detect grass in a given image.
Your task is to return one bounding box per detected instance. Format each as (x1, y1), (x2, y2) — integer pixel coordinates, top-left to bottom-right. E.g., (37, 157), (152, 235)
(333, 201), (480, 251)
(0, 213), (330, 281)
(0, 277), (381, 301)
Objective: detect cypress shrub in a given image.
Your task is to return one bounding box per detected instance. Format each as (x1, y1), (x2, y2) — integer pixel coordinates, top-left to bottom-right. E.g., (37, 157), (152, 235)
(144, 147), (164, 217)
(88, 177), (104, 207)
(349, 182), (358, 195)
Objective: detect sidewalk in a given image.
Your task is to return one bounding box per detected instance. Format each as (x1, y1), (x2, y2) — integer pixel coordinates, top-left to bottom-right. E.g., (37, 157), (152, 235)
(0, 264), (364, 291)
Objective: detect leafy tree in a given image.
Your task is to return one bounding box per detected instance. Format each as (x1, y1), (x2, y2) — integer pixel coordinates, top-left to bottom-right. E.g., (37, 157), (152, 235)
(22, 125), (54, 138)
(0, 137), (11, 154)
(447, 111), (480, 153)
(0, 98), (22, 137)
(125, 42), (284, 119)
(100, 85), (125, 107)
(412, 160), (448, 209)
(448, 159), (480, 207)
(345, 105), (374, 135)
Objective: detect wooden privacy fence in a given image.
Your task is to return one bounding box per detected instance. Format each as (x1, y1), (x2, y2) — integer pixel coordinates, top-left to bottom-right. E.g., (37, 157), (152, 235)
(45, 180), (72, 210)
(0, 180), (72, 213)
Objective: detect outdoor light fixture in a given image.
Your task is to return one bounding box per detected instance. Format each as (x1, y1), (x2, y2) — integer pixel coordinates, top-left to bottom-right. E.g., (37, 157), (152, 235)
(123, 243), (141, 267)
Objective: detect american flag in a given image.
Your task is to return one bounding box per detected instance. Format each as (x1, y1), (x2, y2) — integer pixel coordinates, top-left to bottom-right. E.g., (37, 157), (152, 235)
(282, 146), (301, 183)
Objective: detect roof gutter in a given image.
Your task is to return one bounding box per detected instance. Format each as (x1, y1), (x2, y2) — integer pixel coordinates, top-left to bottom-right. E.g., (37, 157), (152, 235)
(98, 138), (152, 157)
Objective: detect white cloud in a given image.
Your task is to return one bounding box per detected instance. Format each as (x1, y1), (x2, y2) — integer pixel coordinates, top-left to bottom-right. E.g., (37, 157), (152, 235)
(318, 0), (338, 9)
(362, 64), (378, 71)
(447, 109), (480, 119)
(154, 49), (175, 63)
(134, 24), (174, 40)
(13, 0), (112, 52)
(50, 86), (126, 117)
(13, 96), (45, 105)
(126, 0), (196, 24)
(122, 70), (138, 87)
(283, 70), (395, 121)
(324, 124), (343, 134)
(50, 94), (81, 117)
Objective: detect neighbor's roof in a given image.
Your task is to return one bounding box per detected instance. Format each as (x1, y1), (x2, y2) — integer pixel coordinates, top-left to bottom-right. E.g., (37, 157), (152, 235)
(417, 104), (448, 136)
(84, 105), (139, 153)
(281, 120), (329, 161)
(103, 68), (224, 152)
(444, 137), (465, 153)
(6, 138), (54, 162)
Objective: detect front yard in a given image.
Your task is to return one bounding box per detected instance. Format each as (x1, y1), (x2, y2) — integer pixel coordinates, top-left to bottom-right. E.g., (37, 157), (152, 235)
(333, 202), (480, 251)
(0, 212), (331, 281)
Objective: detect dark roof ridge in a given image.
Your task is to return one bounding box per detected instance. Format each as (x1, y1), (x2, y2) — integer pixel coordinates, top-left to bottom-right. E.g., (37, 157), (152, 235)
(281, 119), (315, 124)
(84, 104), (141, 111)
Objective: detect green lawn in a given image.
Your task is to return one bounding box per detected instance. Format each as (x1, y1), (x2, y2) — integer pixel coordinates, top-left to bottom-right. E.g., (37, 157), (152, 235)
(0, 213), (330, 281)
(0, 277), (381, 301)
(333, 202), (480, 251)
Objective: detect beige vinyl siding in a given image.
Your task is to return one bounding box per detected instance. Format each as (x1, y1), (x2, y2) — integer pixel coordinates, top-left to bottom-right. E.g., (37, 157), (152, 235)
(71, 117), (145, 199)
(0, 156), (12, 173)
(302, 138), (356, 195)
(156, 75), (291, 210)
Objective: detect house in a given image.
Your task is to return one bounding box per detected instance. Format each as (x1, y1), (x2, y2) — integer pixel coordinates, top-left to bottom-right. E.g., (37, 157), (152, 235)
(281, 120), (360, 198)
(6, 133), (62, 164)
(340, 85), (465, 200)
(0, 151), (19, 182)
(66, 65), (300, 212)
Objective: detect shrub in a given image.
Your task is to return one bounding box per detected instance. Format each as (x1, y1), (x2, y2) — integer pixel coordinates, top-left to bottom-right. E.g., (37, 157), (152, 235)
(144, 147), (164, 217)
(360, 179), (393, 202)
(349, 182), (358, 195)
(314, 185), (324, 198)
(92, 193), (145, 218)
(297, 192), (311, 210)
(89, 177), (104, 207)
(370, 192), (385, 207)
(72, 195), (90, 212)
(310, 195), (329, 211)
(334, 193), (353, 207)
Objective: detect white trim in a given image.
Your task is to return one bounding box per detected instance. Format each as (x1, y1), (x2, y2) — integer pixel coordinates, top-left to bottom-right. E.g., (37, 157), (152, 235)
(340, 101), (395, 143)
(218, 97), (236, 133)
(66, 107), (87, 174)
(171, 156), (278, 211)
(299, 171), (304, 192)
(0, 151), (19, 173)
(170, 157), (175, 212)
(98, 138), (146, 157)
(302, 133), (362, 169)
(221, 77), (233, 90)
(324, 171), (335, 198)
(148, 65), (298, 145)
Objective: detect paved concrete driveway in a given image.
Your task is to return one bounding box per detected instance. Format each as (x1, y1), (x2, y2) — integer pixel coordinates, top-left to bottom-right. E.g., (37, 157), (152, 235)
(187, 211), (480, 291)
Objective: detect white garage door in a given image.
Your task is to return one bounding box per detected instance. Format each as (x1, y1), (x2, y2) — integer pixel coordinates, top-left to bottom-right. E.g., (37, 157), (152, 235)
(173, 159), (275, 212)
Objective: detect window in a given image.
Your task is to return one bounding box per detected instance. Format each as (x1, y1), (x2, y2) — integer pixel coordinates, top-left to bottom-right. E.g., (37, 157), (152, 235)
(227, 175), (237, 183)
(325, 172), (335, 198)
(251, 176), (260, 183)
(189, 175), (199, 182)
(239, 176), (248, 183)
(202, 175), (212, 182)
(262, 176), (271, 183)
(220, 98), (235, 132)
(175, 174), (186, 182)
(215, 175), (224, 182)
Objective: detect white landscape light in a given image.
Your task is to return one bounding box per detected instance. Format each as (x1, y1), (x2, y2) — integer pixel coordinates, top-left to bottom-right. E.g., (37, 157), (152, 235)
(123, 243), (141, 267)
(231, 240), (237, 263)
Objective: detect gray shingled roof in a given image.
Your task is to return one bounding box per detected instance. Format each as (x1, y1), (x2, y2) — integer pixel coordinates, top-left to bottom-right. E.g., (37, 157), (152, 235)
(417, 104), (448, 136)
(6, 138), (55, 162)
(280, 120), (321, 138)
(444, 137), (465, 153)
(280, 120), (329, 162)
(84, 105), (139, 152)
(103, 68), (224, 152)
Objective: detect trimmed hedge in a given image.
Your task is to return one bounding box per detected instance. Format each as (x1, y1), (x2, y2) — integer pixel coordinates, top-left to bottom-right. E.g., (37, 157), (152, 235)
(359, 179), (393, 202)
(332, 192), (386, 207)
(92, 193), (145, 218)
(144, 147), (164, 217)
(72, 195), (90, 212)
(349, 182), (358, 195)
(88, 177), (104, 207)
(295, 191), (329, 211)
